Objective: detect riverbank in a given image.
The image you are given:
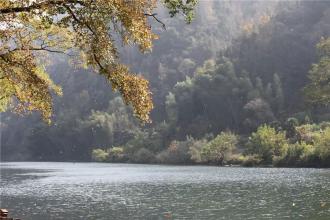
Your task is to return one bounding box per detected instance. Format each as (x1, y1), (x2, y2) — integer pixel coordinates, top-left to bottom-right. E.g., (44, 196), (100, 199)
(89, 123), (330, 168)
(2, 160), (328, 168)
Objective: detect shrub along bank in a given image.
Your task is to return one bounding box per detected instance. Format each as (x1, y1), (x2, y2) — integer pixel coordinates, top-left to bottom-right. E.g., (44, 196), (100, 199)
(92, 121), (330, 167)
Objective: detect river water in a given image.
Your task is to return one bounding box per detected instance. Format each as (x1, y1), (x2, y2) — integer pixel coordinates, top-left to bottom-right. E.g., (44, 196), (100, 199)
(0, 162), (329, 220)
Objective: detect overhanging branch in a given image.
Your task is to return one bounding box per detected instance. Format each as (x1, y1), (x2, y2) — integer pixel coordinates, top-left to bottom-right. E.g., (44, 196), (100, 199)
(0, 0), (85, 14)
(144, 13), (166, 30)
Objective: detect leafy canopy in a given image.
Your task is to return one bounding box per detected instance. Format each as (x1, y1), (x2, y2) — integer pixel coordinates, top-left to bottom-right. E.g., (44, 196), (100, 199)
(247, 124), (288, 163)
(201, 131), (238, 164)
(304, 37), (330, 105)
(0, 0), (197, 123)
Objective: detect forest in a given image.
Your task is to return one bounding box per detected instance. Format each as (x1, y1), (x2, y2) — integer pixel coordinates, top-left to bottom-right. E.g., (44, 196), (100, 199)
(1, 0), (330, 167)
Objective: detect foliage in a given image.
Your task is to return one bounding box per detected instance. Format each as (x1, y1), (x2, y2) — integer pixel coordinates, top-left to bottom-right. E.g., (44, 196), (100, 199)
(304, 37), (330, 105)
(131, 148), (155, 164)
(165, 92), (178, 124)
(313, 127), (330, 166)
(274, 142), (313, 166)
(156, 137), (194, 164)
(163, 0), (198, 23)
(82, 96), (138, 148)
(188, 137), (208, 163)
(247, 125), (288, 163)
(0, 0), (198, 122)
(108, 146), (127, 162)
(201, 132), (238, 165)
(243, 98), (276, 131)
(92, 148), (109, 162)
(92, 146), (127, 162)
(236, 154), (262, 167)
(295, 123), (330, 144)
(284, 117), (299, 140)
(125, 122), (169, 155)
(246, 122), (330, 167)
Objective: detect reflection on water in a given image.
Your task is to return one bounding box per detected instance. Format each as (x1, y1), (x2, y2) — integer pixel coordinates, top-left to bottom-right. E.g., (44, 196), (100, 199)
(0, 162), (329, 220)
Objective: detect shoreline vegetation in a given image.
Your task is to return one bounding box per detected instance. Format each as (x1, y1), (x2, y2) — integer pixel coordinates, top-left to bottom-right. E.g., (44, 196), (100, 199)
(0, 160), (327, 169)
(91, 121), (330, 168)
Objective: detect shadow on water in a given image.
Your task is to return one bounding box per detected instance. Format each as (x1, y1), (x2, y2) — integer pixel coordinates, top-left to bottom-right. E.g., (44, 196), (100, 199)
(1, 167), (55, 186)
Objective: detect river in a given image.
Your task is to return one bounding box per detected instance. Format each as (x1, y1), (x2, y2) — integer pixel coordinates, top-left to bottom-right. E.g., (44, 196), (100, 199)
(0, 162), (329, 219)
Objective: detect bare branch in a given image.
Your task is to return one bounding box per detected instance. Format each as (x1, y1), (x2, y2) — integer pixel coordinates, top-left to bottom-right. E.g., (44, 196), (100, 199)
(144, 13), (166, 30)
(1, 46), (72, 57)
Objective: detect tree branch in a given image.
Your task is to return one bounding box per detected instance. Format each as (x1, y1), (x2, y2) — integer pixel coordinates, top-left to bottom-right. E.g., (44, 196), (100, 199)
(93, 53), (105, 70)
(2, 46), (71, 56)
(0, 0), (85, 14)
(144, 13), (166, 30)
(63, 4), (97, 36)
(29, 47), (71, 55)
(62, 4), (104, 70)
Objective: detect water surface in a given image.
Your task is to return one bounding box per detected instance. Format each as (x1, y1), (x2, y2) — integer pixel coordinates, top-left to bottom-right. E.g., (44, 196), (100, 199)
(0, 162), (329, 219)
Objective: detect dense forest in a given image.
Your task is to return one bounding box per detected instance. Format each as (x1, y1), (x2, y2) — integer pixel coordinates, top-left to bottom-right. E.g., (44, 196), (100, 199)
(1, 0), (330, 167)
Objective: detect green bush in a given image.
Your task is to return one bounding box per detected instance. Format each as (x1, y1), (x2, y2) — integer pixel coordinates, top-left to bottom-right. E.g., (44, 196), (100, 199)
(284, 117), (299, 140)
(294, 142), (318, 166)
(240, 155), (262, 167)
(188, 138), (208, 163)
(131, 148), (155, 164)
(201, 131), (238, 165)
(125, 123), (169, 155)
(156, 150), (171, 164)
(91, 148), (109, 162)
(226, 154), (244, 165)
(279, 142), (312, 166)
(247, 125), (288, 164)
(108, 146), (128, 162)
(156, 137), (195, 164)
(225, 154), (262, 167)
(295, 123), (321, 144)
(272, 125), (330, 167)
(314, 127), (330, 167)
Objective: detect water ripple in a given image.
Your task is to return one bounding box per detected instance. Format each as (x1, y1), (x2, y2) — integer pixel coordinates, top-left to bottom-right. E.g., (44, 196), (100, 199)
(1, 162), (329, 220)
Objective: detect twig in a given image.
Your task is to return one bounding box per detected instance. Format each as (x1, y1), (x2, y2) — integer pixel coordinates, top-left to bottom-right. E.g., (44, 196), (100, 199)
(144, 13), (166, 30)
